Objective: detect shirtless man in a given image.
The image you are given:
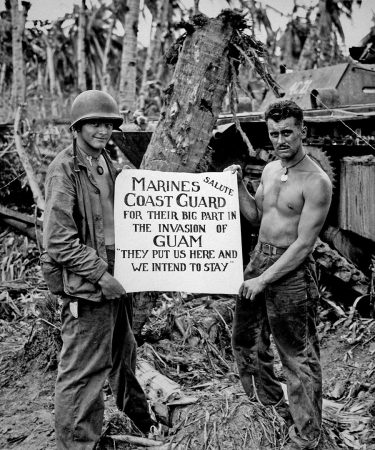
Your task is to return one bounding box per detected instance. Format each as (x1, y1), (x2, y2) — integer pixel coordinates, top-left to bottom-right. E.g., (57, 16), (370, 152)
(226, 100), (332, 449)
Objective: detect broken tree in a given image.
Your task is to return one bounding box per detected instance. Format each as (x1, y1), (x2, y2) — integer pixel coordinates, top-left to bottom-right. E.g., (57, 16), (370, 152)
(140, 10), (280, 173)
(134, 10), (280, 334)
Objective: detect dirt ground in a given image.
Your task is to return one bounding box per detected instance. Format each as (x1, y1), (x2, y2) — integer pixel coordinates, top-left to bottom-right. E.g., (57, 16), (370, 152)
(0, 230), (374, 449)
(1, 296), (374, 450)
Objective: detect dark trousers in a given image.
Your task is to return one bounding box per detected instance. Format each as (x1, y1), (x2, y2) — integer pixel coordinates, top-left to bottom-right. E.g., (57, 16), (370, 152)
(232, 245), (322, 444)
(55, 249), (152, 449)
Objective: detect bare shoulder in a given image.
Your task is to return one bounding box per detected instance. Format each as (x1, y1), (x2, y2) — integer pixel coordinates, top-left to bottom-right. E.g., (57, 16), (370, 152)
(261, 160), (280, 178)
(304, 164), (332, 204)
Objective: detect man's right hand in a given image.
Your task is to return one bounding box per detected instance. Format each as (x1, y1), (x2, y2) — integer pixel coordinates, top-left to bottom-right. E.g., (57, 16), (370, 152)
(98, 272), (126, 300)
(224, 164), (243, 184)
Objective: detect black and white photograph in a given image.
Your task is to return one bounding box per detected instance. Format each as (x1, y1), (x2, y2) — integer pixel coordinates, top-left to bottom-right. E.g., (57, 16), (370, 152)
(0, 0), (374, 448)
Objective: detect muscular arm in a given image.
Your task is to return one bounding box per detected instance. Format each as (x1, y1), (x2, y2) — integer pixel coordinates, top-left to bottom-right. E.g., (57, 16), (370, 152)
(238, 179), (262, 226)
(225, 164), (262, 227)
(240, 173), (332, 299)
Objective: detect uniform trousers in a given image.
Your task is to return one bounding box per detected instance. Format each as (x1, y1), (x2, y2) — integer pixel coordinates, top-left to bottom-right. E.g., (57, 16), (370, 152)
(232, 243), (322, 446)
(54, 247), (152, 449)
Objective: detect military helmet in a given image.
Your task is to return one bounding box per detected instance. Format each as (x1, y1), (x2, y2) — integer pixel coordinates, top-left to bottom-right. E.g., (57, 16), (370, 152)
(70, 90), (123, 129)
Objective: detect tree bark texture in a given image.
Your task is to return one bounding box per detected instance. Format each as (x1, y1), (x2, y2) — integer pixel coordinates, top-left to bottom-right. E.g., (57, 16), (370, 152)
(140, 15), (235, 173)
(10, 0), (26, 109)
(45, 35), (59, 117)
(77, 0), (87, 91)
(298, 0), (341, 70)
(140, 0), (168, 97)
(101, 14), (116, 92)
(119, 0), (140, 113)
(0, 63), (6, 94)
(134, 14), (239, 331)
(150, 0), (169, 80)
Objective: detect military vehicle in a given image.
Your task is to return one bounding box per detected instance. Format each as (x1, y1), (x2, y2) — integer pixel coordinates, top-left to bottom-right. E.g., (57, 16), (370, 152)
(113, 62), (375, 278)
(213, 62), (375, 273)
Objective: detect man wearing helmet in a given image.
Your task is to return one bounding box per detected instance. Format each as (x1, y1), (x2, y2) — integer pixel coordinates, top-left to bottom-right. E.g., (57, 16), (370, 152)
(42, 90), (154, 449)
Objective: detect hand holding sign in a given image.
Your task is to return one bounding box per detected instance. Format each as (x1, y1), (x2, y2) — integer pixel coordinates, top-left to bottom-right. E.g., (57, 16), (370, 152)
(114, 170), (243, 294)
(224, 164), (243, 184)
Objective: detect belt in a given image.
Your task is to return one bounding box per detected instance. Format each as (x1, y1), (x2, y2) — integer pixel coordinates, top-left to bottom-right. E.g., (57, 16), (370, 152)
(257, 242), (288, 256)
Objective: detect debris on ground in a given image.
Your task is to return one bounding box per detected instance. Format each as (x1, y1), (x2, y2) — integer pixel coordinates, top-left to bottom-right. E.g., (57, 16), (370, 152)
(1, 228), (375, 449)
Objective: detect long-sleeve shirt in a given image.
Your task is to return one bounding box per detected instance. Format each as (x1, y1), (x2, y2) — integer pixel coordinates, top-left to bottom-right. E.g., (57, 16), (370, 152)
(43, 144), (119, 301)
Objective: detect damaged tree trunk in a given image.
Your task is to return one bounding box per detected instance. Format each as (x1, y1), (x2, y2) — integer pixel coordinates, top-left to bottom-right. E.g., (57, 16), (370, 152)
(9, 0), (28, 112)
(119, 0), (140, 114)
(134, 12), (239, 337)
(77, 0), (87, 92)
(140, 13), (236, 173)
(134, 10), (277, 336)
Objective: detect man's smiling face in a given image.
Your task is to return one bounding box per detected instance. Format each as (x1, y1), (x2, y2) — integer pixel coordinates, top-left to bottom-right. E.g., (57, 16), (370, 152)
(78, 121), (114, 153)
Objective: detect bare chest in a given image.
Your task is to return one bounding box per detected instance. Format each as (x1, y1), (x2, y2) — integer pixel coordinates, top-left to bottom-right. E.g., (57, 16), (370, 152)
(262, 174), (304, 215)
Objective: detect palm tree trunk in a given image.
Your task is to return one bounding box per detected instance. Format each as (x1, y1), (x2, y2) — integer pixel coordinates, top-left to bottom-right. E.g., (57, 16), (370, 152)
(298, 0), (338, 69)
(155, 2), (173, 84)
(297, 22), (319, 70)
(91, 61), (97, 89)
(119, 0), (141, 114)
(92, 35), (104, 68)
(101, 14), (116, 92)
(149, 0), (169, 80)
(36, 65), (46, 119)
(141, 14), (235, 173)
(135, 12), (246, 337)
(0, 63), (6, 94)
(139, 0), (169, 109)
(194, 0), (200, 14)
(46, 43), (56, 91)
(77, 0), (87, 91)
(10, 0), (27, 110)
(139, 28), (153, 107)
(36, 62), (44, 91)
(45, 36), (59, 117)
(134, 11), (276, 337)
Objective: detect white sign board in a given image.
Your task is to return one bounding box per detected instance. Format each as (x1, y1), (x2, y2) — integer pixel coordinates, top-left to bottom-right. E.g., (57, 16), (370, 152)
(114, 170), (243, 294)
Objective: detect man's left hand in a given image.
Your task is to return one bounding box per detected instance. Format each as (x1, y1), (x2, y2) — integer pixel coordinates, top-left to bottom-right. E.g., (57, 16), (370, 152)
(239, 277), (266, 300)
(98, 272), (126, 300)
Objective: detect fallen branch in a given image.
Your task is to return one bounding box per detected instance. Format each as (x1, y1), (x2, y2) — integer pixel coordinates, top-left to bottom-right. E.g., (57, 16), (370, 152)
(137, 359), (181, 404)
(0, 205), (42, 242)
(109, 434), (164, 446)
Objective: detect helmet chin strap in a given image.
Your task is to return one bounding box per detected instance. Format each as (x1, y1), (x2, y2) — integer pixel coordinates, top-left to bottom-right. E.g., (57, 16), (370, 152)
(73, 136), (80, 173)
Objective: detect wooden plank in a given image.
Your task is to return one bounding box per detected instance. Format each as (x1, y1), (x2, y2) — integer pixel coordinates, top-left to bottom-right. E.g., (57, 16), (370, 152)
(339, 155), (375, 241)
